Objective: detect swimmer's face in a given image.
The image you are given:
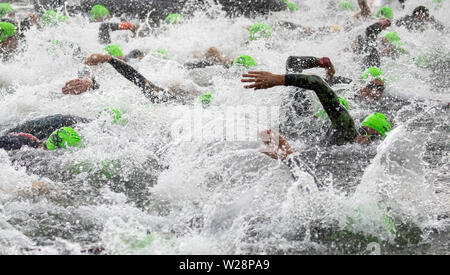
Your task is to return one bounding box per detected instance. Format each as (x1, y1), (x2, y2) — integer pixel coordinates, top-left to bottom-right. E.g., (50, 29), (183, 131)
(358, 79), (385, 100)
(0, 35), (19, 52)
(354, 126), (382, 145)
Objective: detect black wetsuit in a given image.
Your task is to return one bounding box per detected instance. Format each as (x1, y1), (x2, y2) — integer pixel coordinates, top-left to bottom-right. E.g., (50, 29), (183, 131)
(3, 114), (89, 140)
(353, 22), (385, 68)
(280, 56), (352, 139)
(395, 15), (445, 32)
(0, 114), (89, 151)
(284, 74), (358, 146)
(98, 22), (127, 44)
(0, 18), (34, 35)
(0, 135), (42, 151)
(280, 74), (367, 190)
(106, 57), (174, 103)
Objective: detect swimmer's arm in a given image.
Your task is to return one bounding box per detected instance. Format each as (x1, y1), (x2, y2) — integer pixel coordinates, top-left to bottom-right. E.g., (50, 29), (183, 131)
(285, 74), (357, 134)
(107, 57), (169, 102)
(98, 23), (119, 44)
(365, 19), (390, 40)
(98, 22), (138, 44)
(286, 56), (335, 81)
(286, 56), (319, 73)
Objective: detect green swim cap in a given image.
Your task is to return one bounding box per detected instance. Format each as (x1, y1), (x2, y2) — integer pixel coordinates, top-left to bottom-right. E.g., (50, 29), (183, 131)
(0, 21), (16, 43)
(415, 55), (431, 67)
(362, 67), (385, 83)
(338, 1), (355, 11)
(0, 3), (14, 18)
(153, 48), (168, 59)
(286, 2), (299, 12)
(46, 39), (62, 53)
(200, 92), (213, 105)
(316, 97), (349, 119)
(165, 13), (182, 24)
(91, 4), (110, 21)
(384, 32), (407, 53)
(46, 127), (81, 150)
(249, 23), (272, 41)
(232, 55), (258, 69)
(376, 6), (394, 19)
(103, 108), (128, 125)
(42, 10), (68, 26)
(361, 113), (391, 137)
(104, 44), (123, 57)
(384, 32), (401, 44)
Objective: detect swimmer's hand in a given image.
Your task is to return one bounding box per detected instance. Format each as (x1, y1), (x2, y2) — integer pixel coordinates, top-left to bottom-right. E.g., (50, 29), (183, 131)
(377, 18), (391, 29)
(129, 24), (140, 36)
(84, 53), (112, 66)
(241, 71), (285, 90)
(259, 129), (294, 161)
(326, 63), (336, 82)
(62, 77), (93, 95)
(28, 13), (41, 28)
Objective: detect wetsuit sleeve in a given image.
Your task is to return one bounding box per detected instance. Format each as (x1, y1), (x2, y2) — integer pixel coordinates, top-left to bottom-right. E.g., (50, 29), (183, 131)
(395, 16), (411, 28)
(98, 22), (120, 44)
(353, 23), (382, 69)
(107, 57), (171, 103)
(284, 74), (358, 143)
(0, 135), (41, 151)
(5, 115), (90, 140)
(365, 22), (383, 41)
(286, 56), (319, 73)
(19, 18), (33, 32)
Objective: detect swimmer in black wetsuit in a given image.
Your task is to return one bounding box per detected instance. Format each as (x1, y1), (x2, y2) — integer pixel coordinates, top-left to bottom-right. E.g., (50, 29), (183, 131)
(351, 18), (391, 69)
(98, 21), (140, 44)
(0, 114), (89, 151)
(395, 6), (445, 32)
(0, 12), (40, 61)
(62, 53), (200, 103)
(280, 56), (354, 139)
(242, 71), (390, 145)
(241, 71), (392, 186)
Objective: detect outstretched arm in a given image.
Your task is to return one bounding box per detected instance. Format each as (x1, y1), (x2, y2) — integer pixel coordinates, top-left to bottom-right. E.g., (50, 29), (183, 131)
(84, 53), (170, 103)
(242, 72), (357, 136)
(366, 19), (391, 41)
(286, 56), (335, 81)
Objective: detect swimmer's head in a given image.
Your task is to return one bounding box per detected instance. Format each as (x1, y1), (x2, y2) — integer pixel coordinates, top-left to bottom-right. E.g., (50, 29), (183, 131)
(376, 6), (394, 19)
(338, 1), (355, 11)
(412, 6), (430, 22)
(0, 21), (16, 43)
(45, 127), (81, 150)
(42, 10), (68, 26)
(104, 44), (124, 58)
(249, 23), (272, 41)
(91, 4), (110, 22)
(0, 3), (14, 18)
(165, 14), (182, 24)
(361, 113), (391, 138)
(232, 55), (258, 69)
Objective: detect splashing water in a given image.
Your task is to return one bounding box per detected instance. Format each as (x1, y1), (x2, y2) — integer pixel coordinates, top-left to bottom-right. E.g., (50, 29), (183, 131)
(0, 0), (449, 254)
